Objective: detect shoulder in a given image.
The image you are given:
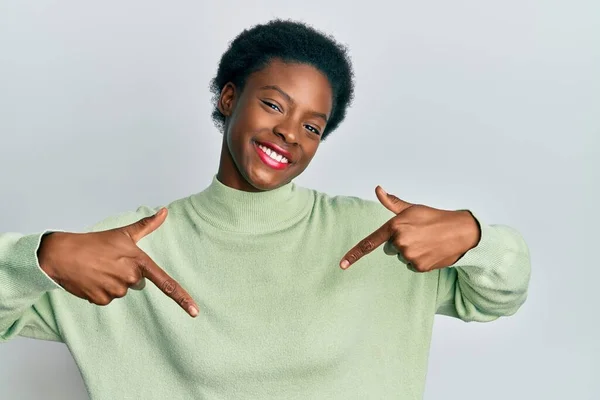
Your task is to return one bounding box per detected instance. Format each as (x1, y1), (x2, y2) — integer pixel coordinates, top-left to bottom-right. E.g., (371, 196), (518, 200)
(307, 187), (395, 234)
(84, 195), (194, 233)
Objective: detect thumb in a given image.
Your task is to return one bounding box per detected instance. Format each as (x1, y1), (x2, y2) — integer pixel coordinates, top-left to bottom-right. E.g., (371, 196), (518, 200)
(124, 207), (168, 243)
(375, 186), (412, 214)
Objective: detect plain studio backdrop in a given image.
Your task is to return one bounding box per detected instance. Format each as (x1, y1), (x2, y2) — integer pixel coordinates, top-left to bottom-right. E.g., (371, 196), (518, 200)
(1, 1), (598, 399)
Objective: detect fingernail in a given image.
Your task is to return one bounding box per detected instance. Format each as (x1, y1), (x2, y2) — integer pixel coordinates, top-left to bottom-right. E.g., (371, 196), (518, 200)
(188, 305), (199, 317)
(340, 260), (350, 269)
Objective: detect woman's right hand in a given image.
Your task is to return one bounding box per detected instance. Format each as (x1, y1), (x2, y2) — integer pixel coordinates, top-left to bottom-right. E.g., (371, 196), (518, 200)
(37, 208), (199, 317)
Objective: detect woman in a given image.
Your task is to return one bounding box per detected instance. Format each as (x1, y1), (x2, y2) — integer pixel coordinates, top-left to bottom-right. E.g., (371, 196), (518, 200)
(0, 19), (531, 399)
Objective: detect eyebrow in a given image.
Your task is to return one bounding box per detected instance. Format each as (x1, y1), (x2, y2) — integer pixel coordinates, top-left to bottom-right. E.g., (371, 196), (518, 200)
(259, 85), (329, 123)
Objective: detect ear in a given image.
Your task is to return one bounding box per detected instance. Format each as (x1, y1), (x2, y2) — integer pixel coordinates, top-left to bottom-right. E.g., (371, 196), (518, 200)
(217, 82), (237, 117)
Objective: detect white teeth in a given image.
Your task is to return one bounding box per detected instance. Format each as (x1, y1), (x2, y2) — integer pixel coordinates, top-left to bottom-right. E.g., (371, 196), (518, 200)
(258, 144), (289, 164)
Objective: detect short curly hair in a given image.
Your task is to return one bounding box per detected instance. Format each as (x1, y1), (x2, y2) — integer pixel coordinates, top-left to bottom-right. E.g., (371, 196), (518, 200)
(209, 19), (355, 141)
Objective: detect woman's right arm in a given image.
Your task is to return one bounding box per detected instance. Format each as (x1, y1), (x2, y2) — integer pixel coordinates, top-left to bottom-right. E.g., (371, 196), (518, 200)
(0, 207), (199, 344)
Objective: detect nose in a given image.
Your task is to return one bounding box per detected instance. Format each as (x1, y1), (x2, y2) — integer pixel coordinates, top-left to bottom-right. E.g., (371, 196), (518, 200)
(273, 118), (299, 144)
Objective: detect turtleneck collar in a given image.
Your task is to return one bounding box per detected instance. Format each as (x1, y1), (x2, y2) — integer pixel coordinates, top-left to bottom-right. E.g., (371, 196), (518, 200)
(189, 175), (313, 234)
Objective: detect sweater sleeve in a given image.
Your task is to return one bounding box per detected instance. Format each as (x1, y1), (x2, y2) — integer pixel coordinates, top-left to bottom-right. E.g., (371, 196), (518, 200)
(0, 231), (66, 342)
(435, 211), (531, 322)
(0, 207), (159, 343)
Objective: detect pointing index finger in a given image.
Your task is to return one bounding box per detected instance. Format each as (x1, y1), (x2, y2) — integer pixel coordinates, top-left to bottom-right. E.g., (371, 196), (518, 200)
(137, 254), (199, 317)
(340, 221), (393, 269)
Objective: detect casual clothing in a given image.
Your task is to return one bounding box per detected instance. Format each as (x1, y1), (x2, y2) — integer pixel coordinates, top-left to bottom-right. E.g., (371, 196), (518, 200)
(0, 175), (531, 399)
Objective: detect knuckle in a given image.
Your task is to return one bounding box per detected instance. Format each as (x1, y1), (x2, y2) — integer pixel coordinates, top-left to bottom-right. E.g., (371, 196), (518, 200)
(161, 279), (177, 295)
(390, 219), (403, 232)
(358, 239), (375, 253)
(392, 237), (404, 249)
(94, 296), (112, 306)
(403, 249), (417, 260)
(412, 263), (427, 273)
(397, 238), (409, 248)
(113, 286), (128, 298)
(134, 254), (149, 272)
(124, 274), (140, 285)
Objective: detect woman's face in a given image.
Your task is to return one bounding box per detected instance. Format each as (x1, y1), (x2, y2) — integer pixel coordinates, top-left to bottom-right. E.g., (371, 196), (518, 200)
(216, 59), (333, 192)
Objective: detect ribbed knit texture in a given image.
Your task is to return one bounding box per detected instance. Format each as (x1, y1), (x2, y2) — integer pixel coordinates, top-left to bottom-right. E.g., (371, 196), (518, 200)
(0, 175), (531, 399)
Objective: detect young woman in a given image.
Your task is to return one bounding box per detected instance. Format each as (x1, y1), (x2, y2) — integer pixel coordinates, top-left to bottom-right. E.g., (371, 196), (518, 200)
(0, 19), (531, 399)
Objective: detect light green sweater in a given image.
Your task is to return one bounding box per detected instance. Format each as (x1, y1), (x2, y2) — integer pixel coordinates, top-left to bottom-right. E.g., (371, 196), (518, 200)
(0, 175), (531, 399)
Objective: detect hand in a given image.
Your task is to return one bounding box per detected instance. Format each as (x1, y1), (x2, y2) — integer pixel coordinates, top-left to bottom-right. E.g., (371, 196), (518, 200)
(38, 208), (199, 317)
(339, 186), (481, 272)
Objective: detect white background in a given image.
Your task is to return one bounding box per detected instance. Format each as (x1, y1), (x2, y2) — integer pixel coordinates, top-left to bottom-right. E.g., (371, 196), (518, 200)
(1, 1), (598, 399)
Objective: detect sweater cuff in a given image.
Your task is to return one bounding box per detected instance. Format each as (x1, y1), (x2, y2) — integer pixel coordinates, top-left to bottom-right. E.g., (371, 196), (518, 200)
(451, 211), (500, 272)
(20, 230), (65, 292)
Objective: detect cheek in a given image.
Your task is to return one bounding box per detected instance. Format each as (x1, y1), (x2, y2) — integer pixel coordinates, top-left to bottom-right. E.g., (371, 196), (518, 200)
(227, 105), (267, 144)
(225, 110), (261, 162)
(224, 109), (248, 145)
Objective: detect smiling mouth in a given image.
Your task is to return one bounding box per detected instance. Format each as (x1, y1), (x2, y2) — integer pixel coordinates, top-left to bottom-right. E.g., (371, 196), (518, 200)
(253, 141), (291, 170)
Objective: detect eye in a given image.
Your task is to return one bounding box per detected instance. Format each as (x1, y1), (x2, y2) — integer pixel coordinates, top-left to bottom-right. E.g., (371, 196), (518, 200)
(261, 100), (282, 113)
(305, 125), (321, 135)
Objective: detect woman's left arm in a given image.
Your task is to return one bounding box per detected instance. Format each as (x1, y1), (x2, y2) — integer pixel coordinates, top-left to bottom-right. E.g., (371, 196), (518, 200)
(339, 186), (531, 322)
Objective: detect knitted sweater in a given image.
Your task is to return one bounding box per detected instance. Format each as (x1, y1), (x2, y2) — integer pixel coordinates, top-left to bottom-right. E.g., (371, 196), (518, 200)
(0, 175), (531, 399)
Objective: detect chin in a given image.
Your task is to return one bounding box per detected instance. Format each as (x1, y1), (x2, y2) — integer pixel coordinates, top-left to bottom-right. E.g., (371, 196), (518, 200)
(244, 168), (291, 191)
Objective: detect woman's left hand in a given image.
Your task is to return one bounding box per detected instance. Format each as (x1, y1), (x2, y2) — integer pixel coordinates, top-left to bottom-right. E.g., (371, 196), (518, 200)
(340, 186), (481, 272)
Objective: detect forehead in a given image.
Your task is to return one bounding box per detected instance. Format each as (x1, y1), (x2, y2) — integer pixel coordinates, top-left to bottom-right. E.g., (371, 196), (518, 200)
(245, 60), (333, 111)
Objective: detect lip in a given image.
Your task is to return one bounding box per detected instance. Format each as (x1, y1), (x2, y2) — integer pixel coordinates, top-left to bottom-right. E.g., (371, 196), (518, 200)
(253, 141), (291, 170)
(254, 140), (293, 162)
